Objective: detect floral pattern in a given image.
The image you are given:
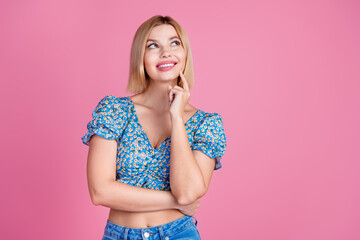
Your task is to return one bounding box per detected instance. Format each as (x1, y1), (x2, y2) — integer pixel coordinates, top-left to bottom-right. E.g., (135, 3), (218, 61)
(81, 95), (227, 191)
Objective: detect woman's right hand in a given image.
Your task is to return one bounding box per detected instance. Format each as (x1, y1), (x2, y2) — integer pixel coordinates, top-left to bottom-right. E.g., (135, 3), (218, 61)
(176, 198), (200, 216)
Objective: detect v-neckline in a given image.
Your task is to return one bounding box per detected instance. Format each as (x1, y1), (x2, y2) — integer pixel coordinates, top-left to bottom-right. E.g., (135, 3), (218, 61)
(127, 96), (200, 151)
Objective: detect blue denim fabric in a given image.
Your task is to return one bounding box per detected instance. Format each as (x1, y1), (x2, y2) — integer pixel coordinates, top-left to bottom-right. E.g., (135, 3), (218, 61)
(102, 215), (201, 240)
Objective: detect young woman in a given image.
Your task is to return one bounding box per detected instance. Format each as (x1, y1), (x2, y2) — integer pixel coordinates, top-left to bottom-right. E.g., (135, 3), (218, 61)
(82, 15), (227, 240)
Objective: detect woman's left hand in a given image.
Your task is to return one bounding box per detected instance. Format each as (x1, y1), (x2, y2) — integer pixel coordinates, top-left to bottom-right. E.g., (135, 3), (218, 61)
(168, 71), (190, 122)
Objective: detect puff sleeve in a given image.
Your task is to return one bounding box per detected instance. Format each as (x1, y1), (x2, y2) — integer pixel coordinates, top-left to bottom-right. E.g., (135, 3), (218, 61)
(191, 113), (227, 170)
(81, 95), (127, 146)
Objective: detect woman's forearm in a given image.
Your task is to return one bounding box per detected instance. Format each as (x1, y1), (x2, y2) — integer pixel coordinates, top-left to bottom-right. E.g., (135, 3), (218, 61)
(94, 180), (180, 212)
(169, 116), (206, 205)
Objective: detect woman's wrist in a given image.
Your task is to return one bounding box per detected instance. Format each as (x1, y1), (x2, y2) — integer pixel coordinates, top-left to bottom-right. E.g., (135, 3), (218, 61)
(170, 112), (184, 123)
(170, 114), (184, 126)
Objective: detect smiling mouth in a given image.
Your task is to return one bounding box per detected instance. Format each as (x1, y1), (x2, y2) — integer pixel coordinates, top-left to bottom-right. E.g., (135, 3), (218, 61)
(157, 63), (177, 68)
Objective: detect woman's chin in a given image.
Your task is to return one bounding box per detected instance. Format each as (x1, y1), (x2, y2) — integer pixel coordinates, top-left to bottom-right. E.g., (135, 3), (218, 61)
(150, 76), (178, 83)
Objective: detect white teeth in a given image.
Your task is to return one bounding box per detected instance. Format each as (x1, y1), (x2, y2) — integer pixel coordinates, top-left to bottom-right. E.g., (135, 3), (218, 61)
(158, 63), (175, 68)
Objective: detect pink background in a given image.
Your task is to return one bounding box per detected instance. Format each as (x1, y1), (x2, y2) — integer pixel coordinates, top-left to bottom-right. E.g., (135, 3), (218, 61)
(1, 0), (359, 239)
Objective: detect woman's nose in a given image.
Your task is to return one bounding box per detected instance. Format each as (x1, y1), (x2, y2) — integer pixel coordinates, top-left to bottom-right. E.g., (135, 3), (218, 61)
(160, 47), (172, 58)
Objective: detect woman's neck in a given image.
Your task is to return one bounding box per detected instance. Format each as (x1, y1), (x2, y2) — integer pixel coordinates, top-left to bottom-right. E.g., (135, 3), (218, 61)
(136, 78), (178, 112)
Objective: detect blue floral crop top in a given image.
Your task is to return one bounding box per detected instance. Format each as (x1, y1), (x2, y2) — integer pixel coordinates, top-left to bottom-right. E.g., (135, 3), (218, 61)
(81, 95), (227, 191)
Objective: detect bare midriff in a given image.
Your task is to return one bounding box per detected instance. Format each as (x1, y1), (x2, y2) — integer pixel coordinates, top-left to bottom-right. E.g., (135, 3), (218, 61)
(108, 208), (185, 228)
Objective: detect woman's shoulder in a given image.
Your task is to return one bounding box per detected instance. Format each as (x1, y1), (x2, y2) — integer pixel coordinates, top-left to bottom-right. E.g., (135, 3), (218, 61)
(95, 95), (132, 116)
(99, 94), (131, 106)
(100, 94), (130, 104)
(186, 106), (224, 134)
(195, 108), (224, 122)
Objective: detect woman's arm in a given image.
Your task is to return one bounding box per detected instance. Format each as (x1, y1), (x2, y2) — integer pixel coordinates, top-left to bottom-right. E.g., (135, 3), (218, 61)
(168, 74), (217, 206)
(93, 180), (179, 212)
(169, 116), (209, 205)
(87, 135), (179, 212)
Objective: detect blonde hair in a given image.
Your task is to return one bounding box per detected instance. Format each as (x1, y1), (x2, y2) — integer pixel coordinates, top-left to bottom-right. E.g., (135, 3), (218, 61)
(126, 15), (194, 93)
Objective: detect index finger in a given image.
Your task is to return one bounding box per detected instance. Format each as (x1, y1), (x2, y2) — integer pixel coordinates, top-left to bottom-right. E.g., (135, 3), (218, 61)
(180, 71), (189, 91)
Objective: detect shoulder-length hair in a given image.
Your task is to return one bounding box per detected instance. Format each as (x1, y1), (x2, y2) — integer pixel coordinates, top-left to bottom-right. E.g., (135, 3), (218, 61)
(126, 15), (194, 93)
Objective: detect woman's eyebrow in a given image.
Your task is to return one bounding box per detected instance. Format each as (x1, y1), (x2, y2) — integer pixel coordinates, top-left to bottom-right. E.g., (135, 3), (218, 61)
(146, 36), (180, 42)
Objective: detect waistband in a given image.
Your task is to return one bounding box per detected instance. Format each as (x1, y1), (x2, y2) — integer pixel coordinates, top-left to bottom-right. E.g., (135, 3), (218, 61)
(105, 215), (198, 237)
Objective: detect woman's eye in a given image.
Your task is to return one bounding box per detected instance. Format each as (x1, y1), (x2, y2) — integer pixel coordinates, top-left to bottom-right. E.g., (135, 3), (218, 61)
(147, 41), (180, 49)
(147, 43), (157, 49)
(172, 40), (181, 46)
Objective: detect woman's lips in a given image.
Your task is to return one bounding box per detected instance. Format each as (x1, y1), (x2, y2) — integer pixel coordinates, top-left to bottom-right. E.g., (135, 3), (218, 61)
(157, 63), (177, 72)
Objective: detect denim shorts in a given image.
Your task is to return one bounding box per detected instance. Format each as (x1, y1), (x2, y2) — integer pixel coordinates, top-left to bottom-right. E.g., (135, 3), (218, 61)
(102, 215), (201, 240)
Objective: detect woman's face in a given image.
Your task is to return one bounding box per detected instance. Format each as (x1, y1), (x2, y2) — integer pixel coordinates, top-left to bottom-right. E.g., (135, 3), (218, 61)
(144, 24), (186, 83)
